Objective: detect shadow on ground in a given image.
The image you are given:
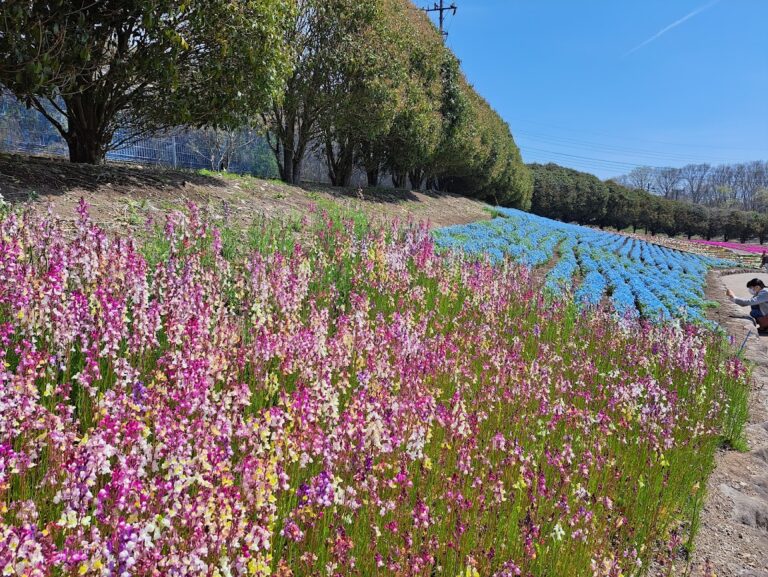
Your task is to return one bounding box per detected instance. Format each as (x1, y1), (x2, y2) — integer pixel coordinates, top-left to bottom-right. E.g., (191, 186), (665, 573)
(0, 153), (225, 203)
(300, 182), (477, 206)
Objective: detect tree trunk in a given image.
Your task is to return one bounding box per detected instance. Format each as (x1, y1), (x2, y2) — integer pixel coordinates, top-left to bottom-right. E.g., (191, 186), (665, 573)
(325, 137), (354, 187)
(292, 156), (303, 185)
(265, 107), (309, 185)
(392, 172), (407, 189)
(30, 91), (110, 164)
(409, 168), (425, 190)
(281, 144), (294, 183)
(366, 168), (379, 187)
(358, 140), (380, 187)
(65, 134), (105, 164)
(331, 160), (353, 187)
(61, 92), (112, 164)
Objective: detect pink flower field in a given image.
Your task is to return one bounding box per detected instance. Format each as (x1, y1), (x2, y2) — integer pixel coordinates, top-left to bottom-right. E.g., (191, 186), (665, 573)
(0, 202), (749, 576)
(691, 239), (768, 255)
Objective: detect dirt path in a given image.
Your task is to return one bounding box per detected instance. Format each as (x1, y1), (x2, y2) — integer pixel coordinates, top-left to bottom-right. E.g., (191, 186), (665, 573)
(686, 271), (768, 576)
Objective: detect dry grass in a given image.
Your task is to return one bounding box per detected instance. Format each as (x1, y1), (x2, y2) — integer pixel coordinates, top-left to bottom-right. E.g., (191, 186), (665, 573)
(0, 153), (492, 232)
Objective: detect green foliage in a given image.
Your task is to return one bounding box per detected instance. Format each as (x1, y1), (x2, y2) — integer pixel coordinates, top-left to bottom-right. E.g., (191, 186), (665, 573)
(260, 0), (530, 204)
(0, 0), (294, 163)
(321, 0), (410, 186)
(380, 3), (444, 187)
(530, 163), (608, 223)
(530, 163), (768, 243)
(600, 181), (642, 230)
(2, 0), (531, 204)
(640, 196), (675, 236)
(724, 210), (751, 243)
(673, 202), (709, 239)
(262, 0), (378, 184)
(430, 76), (532, 208)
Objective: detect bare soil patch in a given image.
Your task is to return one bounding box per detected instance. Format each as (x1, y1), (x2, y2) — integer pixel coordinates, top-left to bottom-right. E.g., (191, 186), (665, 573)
(0, 153), (492, 231)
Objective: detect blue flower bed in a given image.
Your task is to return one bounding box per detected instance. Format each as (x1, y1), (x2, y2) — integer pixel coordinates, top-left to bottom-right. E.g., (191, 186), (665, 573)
(434, 208), (737, 323)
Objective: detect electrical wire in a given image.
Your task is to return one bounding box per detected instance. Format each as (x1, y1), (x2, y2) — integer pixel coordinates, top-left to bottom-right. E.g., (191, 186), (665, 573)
(511, 118), (767, 153)
(515, 131), (754, 165)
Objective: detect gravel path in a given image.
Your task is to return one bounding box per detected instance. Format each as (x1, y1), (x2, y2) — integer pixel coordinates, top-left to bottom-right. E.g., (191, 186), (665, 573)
(685, 271), (768, 577)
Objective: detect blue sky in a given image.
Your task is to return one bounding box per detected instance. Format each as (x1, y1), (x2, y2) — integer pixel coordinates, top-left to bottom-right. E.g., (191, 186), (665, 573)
(426, 0), (768, 179)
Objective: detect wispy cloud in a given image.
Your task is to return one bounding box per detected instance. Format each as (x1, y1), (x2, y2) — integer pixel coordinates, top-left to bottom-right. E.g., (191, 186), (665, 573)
(624, 0), (721, 56)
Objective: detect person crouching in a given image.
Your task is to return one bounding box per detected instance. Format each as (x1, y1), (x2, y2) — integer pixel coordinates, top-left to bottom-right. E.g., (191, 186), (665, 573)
(726, 278), (768, 329)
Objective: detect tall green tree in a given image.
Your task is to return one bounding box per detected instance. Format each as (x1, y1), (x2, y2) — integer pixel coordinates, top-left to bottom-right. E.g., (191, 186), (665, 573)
(321, 0), (406, 187)
(672, 202), (709, 239)
(723, 210), (746, 242)
(379, 4), (443, 189)
(422, 53), (466, 191)
(0, 0), (292, 163)
(601, 181), (642, 231)
(429, 76), (531, 208)
(261, 0), (375, 185)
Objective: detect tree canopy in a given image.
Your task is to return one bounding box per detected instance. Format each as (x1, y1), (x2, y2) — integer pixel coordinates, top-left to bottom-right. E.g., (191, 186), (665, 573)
(263, 0), (531, 206)
(616, 162), (768, 211)
(1, 0), (532, 207)
(529, 162), (768, 243)
(0, 0), (294, 163)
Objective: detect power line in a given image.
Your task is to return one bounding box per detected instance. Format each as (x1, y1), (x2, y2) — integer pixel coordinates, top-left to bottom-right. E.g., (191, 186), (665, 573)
(422, 1), (457, 39)
(515, 132), (754, 165)
(511, 118), (766, 153)
(521, 146), (649, 169)
(521, 148), (659, 178)
(522, 154), (639, 175)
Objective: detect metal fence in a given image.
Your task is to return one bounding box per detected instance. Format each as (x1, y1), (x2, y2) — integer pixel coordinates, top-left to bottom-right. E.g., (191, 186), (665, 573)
(0, 124), (277, 175)
(0, 94), (278, 176)
(0, 125), (68, 158)
(0, 125), (389, 188)
(107, 134), (215, 170)
(0, 93), (396, 187)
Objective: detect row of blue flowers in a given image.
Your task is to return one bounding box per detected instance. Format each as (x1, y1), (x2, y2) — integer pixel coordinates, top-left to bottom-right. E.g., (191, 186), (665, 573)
(434, 208), (737, 323)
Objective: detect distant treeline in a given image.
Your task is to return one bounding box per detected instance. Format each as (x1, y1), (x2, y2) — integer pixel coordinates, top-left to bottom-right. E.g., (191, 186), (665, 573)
(0, 0), (532, 207)
(614, 162), (768, 211)
(529, 163), (768, 243)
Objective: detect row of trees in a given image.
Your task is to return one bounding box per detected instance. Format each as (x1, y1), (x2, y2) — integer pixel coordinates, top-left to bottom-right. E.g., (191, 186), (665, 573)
(615, 162), (768, 211)
(530, 163), (768, 243)
(0, 0), (532, 206)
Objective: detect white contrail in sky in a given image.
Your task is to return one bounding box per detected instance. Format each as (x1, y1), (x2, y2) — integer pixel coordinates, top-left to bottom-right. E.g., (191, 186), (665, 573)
(624, 0), (721, 56)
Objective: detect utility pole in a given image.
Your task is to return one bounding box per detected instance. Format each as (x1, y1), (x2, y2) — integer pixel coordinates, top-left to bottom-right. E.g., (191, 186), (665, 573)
(422, 0), (457, 39)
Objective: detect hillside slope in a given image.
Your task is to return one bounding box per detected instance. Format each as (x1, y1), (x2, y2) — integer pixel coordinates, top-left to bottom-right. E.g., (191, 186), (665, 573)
(0, 154), (492, 230)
